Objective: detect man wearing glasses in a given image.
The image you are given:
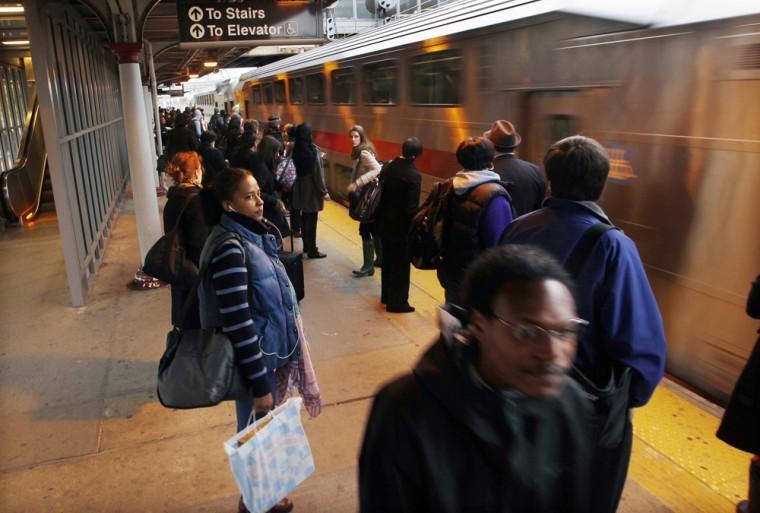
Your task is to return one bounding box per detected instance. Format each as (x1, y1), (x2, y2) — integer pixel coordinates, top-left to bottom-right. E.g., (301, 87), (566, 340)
(501, 136), (667, 513)
(359, 245), (594, 513)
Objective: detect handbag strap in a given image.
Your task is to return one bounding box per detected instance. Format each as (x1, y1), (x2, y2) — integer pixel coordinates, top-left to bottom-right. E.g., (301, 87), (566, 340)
(176, 231), (244, 329)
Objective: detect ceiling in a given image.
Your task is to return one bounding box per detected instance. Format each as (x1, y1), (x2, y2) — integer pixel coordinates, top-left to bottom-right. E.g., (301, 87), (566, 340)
(9, 0), (331, 87)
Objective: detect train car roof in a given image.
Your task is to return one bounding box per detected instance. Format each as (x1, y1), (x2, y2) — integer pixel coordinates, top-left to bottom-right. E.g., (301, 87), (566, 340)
(239, 0), (760, 81)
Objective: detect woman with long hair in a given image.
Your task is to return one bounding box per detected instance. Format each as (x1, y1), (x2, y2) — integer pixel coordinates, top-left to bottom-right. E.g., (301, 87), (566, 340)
(198, 167), (318, 513)
(291, 123), (330, 258)
(163, 151), (210, 328)
(346, 125), (382, 277)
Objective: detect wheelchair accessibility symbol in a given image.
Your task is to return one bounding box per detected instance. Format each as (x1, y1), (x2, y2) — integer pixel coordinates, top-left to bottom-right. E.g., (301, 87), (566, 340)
(285, 22), (298, 36)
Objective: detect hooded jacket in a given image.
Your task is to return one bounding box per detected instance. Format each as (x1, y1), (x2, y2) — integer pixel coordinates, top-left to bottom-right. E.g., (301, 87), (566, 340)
(359, 326), (593, 513)
(436, 170), (513, 303)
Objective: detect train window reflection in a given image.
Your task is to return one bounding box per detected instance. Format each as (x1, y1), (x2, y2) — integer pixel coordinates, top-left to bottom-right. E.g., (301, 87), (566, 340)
(332, 68), (355, 104)
(252, 85), (262, 104)
(306, 73), (325, 104)
(263, 83), (273, 104)
(274, 80), (286, 104)
(289, 77), (305, 104)
(410, 50), (462, 105)
(363, 60), (397, 105)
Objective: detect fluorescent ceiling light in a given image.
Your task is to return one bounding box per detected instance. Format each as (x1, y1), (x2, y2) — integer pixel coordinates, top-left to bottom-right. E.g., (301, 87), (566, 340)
(188, 73), (199, 78)
(2, 40), (28, 45)
(0, 6), (24, 14)
(203, 61), (217, 67)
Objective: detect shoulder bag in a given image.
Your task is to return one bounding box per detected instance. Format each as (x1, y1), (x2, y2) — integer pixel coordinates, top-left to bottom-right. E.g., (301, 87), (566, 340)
(565, 221), (632, 449)
(157, 233), (252, 409)
(143, 192), (199, 287)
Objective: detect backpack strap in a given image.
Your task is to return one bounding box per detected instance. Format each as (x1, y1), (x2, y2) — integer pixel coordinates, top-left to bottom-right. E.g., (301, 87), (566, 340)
(564, 222), (616, 277)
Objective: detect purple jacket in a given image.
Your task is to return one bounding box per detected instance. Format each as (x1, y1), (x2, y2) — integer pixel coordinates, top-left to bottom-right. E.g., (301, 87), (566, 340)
(501, 198), (666, 407)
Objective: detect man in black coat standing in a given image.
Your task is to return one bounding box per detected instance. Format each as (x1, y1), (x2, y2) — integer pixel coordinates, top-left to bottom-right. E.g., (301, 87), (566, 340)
(375, 137), (422, 313)
(484, 120), (546, 217)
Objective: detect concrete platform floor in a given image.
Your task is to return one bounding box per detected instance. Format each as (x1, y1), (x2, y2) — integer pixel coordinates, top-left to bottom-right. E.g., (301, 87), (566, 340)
(0, 197), (749, 512)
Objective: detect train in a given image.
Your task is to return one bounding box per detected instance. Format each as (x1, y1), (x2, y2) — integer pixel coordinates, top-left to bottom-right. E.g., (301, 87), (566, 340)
(232, 0), (760, 404)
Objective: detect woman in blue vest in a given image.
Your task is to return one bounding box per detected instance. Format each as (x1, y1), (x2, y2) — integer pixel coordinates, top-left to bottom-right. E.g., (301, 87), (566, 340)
(199, 167), (299, 513)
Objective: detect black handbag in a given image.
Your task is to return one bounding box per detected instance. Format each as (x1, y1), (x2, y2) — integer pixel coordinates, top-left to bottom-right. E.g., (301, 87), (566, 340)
(143, 193), (199, 287)
(277, 226), (304, 302)
(570, 365), (631, 448)
(349, 173), (384, 223)
(156, 233), (252, 409)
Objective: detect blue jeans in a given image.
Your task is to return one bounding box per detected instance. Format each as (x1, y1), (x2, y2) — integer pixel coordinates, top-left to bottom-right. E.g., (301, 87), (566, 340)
(234, 370), (277, 433)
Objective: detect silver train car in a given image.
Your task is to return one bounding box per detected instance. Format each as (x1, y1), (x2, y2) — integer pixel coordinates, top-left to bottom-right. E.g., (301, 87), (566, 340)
(236, 0), (760, 404)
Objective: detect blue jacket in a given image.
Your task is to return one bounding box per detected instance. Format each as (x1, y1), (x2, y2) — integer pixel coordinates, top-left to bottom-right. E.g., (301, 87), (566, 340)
(501, 198), (666, 407)
(198, 215), (299, 380)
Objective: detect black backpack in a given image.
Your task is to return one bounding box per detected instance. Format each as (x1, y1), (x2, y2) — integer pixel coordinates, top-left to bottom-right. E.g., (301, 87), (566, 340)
(407, 179), (454, 270)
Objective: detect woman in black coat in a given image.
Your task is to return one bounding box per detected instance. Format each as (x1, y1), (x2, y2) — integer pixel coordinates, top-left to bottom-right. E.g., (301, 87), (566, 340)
(163, 151), (211, 328)
(292, 123), (330, 258)
(375, 137), (422, 313)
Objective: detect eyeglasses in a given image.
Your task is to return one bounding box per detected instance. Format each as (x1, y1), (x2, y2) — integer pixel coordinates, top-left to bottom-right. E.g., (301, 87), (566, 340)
(493, 316), (588, 345)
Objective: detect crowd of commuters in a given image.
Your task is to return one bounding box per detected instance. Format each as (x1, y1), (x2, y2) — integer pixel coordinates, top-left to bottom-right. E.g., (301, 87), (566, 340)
(152, 107), (756, 513)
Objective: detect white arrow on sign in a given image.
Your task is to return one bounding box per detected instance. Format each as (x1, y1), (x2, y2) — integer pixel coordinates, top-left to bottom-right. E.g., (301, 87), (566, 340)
(190, 23), (206, 39)
(189, 6), (203, 22)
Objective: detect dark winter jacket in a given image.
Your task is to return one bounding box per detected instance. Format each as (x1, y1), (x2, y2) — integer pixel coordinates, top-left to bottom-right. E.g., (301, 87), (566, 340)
(436, 171), (513, 304)
(492, 153), (546, 217)
(199, 142), (228, 186)
(375, 156), (421, 241)
(163, 185), (210, 328)
(360, 337), (593, 513)
(165, 126), (199, 160)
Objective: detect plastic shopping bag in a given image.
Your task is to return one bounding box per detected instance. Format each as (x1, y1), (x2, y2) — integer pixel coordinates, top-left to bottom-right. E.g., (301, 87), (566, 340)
(224, 397), (315, 513)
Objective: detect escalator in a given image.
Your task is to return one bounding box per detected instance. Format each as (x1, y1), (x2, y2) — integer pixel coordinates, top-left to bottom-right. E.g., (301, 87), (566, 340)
(0, 93), (50, 223)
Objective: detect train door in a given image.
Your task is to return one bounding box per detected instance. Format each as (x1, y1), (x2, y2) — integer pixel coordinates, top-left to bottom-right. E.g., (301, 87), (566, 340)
(524, 90), (584, 165)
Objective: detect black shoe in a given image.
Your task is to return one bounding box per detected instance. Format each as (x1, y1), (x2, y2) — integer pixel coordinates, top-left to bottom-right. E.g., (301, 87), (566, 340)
(386, 304), (415, 313)
(352, 267), (374, 277)
(374, 260), (382, 268)
(307, 251), (327, 259)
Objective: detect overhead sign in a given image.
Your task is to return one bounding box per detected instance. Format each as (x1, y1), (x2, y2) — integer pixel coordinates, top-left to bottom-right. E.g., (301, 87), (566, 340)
(176, 0), (323, 47)
(158, 87), (185, 97)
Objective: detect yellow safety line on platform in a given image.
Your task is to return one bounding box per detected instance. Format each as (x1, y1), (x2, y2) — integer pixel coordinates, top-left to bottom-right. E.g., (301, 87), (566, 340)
(632, 385), (748, 510)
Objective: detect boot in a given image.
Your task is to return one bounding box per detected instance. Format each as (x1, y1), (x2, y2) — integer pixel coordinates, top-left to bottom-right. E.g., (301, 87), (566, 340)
(373, 237), (383, 267)
(352, 237), (375, 277)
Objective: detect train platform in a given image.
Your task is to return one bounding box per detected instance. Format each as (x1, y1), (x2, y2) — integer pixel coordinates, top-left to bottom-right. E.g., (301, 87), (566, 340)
(0, 195), (751, 513)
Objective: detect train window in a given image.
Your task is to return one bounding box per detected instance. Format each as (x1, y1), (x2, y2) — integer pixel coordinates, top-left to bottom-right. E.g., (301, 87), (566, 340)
(410, 50), (462, 105)
(363, 61), (397, 105)
(547, 115), (579, 144)
(263, 83), (274, 104)
(306, 73), (325, 104)
(252, 85), (262, 104)
(332, 68), (355, 105)
(274, 80), (286, 104)
(289, 77), (305, 104)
